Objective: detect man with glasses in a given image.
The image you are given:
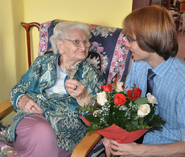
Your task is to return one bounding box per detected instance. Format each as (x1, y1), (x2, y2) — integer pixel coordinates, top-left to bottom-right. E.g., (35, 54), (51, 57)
(103, 5), (185, 156)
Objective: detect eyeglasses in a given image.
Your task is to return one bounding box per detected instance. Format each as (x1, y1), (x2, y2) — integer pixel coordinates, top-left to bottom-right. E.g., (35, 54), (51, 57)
(123, 36), (137, 43)
(64, 39), (91, 47)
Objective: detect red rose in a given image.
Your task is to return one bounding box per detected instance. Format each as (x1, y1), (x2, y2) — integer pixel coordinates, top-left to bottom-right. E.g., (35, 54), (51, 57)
(114, 94), (127, 106)
(101, 84), (113, 92)
(127, 87), (142, 100)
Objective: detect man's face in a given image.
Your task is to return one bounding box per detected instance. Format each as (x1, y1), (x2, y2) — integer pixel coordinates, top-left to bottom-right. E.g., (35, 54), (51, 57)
(124, 36), (153, 62)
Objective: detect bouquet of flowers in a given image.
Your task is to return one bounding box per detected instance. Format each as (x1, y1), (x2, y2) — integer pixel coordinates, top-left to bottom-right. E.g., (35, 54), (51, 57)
(79, 77), (165, 152)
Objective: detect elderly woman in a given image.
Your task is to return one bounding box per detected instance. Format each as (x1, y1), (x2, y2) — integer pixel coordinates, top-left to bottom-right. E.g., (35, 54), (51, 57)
(6, 21), (104, 157)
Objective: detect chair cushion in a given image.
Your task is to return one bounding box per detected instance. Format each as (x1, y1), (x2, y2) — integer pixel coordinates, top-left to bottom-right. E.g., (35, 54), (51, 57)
(86, 51), (101, 71)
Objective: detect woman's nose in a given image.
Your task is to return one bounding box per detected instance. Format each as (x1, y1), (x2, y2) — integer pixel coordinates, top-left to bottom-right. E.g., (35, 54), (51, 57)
(79, 42), (86, 50)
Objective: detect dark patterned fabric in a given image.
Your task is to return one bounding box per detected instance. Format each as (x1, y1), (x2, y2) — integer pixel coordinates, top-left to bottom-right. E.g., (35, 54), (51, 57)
(38, 19), (132, 84)
(87, 51), (101, 71)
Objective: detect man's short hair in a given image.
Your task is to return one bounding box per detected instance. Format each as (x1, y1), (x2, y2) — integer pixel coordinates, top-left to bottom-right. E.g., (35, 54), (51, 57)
(123, 5), (178, 60)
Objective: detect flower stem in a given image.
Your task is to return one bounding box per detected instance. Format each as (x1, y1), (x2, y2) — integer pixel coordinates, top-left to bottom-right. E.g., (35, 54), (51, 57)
(110, 153), (117, 157)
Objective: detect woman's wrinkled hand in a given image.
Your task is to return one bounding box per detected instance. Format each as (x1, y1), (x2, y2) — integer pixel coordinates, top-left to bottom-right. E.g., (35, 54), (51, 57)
(65, 79), (89, 107)
(18, 95), (43, 115)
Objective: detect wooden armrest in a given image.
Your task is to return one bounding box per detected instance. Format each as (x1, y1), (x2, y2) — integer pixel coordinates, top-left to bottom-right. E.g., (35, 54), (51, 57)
(0, 99), (13, 119)
(71, 131), (102, 157)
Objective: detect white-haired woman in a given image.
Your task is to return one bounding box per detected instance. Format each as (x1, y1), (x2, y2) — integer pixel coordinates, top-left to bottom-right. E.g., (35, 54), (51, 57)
(6, 21), (104, 157)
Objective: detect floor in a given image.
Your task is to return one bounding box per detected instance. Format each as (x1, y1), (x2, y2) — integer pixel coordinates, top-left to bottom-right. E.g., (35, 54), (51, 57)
(176, 32), (185, 60)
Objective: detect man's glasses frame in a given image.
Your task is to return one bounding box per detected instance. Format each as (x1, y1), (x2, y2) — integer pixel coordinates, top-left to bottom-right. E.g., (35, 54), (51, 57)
(123, 36), (137, 43)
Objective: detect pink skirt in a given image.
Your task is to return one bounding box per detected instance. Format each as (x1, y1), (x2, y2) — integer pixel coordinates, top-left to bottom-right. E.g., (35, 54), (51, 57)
(13, 115), (71, 157)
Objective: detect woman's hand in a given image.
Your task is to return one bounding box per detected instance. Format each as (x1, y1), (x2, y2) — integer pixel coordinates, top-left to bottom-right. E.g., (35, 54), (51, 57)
(18, 95), (43, 115)
(65, 79), (91, 107)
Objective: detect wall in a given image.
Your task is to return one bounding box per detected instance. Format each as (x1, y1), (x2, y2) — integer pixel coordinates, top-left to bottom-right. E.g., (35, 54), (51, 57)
(0, 0), (132, 125)
(0, 0), (26, 104)
(23, 0), (133, 61)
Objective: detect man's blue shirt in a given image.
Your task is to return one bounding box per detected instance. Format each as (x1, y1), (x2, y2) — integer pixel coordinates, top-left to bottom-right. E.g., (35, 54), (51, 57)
(125, 57), (185, 144)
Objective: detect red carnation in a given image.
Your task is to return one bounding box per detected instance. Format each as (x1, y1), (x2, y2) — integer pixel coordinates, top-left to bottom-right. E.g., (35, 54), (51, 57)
(114, 93), (127, 106)
(101, 84), (113, 92)
(127, 87), (142, 100)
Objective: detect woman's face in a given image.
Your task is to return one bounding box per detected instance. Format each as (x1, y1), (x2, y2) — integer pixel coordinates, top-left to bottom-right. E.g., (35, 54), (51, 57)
(58, 28), (89, 65)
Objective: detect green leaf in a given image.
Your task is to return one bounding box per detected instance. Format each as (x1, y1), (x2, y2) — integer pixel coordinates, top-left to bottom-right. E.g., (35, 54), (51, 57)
(144, 109), (155, 123)
(85, 114), (100, 123)
(134, 97), (148, 106)
(116, 111), (126, 117)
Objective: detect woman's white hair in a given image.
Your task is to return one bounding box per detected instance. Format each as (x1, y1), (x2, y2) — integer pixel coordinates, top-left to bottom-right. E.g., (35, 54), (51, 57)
(50, 21), (90, 55)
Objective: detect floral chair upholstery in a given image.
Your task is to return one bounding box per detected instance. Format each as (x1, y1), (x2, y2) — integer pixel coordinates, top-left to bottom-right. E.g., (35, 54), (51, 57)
(38, 19), (132, 84)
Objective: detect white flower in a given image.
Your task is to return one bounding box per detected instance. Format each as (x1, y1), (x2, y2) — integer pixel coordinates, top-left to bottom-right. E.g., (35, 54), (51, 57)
(97, 91), (107, 106)
(147, 93), (157, 105)
(93, 110), (102, 117)
(119, 105), (127, 111)
(115, 82), (124, 92)
(137, 104), (150, 117)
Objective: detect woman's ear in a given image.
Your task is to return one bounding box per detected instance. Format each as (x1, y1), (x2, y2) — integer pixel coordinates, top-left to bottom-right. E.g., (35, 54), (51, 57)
(57, 40), (64, 54)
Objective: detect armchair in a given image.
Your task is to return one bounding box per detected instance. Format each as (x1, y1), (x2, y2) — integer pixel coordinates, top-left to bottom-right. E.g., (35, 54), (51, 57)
(0, 19), (132, 156)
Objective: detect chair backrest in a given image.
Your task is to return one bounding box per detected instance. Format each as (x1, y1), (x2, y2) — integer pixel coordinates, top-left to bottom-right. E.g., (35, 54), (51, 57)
(38, 19), (132, 84)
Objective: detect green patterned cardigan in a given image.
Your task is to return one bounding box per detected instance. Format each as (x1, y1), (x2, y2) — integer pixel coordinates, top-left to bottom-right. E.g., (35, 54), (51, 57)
(6, 53), (104, 152)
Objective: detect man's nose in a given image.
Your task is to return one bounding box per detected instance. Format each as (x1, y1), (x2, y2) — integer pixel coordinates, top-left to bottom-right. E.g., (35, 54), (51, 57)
(125, 40), (130, 48)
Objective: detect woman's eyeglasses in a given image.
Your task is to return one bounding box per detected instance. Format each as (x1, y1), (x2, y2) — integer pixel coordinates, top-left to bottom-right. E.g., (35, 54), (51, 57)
(64, 39), (91, 47)
(123, 36), (137, 43)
